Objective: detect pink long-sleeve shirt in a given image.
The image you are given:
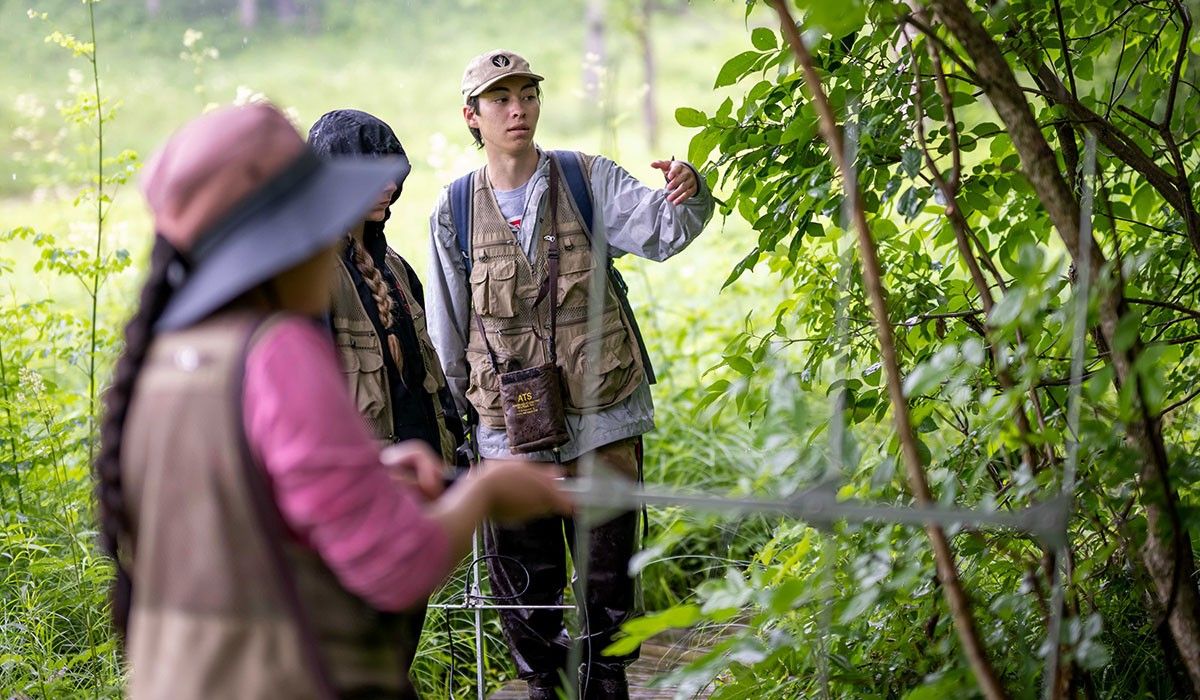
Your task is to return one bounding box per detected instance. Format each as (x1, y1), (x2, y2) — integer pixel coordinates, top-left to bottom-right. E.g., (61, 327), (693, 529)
(241, 317), (452, 611)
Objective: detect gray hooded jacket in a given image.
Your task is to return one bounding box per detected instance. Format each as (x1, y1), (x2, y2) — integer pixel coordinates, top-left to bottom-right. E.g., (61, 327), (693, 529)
(426, 149), (714, 461)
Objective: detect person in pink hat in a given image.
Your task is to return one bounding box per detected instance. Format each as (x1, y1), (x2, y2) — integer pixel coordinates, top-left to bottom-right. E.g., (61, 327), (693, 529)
(94, 102), (572, 700)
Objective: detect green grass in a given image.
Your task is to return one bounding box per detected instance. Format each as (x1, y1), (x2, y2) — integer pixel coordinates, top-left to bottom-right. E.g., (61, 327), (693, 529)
(1, 1), (797, 696)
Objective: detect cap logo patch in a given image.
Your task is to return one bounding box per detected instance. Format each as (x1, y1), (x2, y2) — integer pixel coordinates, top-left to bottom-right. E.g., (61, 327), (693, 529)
(491, 54), (511, 68)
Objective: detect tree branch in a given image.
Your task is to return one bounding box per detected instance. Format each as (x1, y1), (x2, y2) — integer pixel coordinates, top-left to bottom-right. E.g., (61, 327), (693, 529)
(899, 13), (980, 83)
(906, 31), (1046, 473)
(1052, 0), (1077, 97)
(1162, 0), (1191, 132)
(771, 3), (1010, 698)
(1162, 385), (1200, 416)
(1022, 52), (1200, 258)
(1127, 296), (1200, 322)
(928, 0), (1200, 691)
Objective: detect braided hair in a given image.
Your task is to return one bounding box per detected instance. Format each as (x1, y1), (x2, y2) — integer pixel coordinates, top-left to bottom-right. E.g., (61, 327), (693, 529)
(94, 235), (181, 639)
(347, 234), (402, 363)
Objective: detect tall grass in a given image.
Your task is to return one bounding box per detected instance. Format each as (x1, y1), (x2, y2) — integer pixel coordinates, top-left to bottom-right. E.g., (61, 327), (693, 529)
(1, 1), (774, 697)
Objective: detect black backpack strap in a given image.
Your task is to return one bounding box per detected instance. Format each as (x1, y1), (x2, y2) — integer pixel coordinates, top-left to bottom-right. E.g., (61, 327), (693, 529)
(606, 264), (656, 384)
(449, 172), (474, 275)
(549, 150), (657, 385)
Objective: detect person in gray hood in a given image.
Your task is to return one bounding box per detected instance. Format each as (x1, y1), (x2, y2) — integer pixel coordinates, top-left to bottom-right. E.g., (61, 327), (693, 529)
(425, 50), (714, 699)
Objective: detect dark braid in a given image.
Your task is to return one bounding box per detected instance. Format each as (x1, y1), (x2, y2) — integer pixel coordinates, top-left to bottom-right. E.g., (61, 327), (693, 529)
(348, 235), (403, 366)
(94, 235), (181, 639)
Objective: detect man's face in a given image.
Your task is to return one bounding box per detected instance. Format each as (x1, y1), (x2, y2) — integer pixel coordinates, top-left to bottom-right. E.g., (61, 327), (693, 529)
(466, 75), (541, 153)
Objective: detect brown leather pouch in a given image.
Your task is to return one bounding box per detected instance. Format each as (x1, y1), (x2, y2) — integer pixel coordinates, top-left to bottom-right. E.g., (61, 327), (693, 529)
(498, 362), (569, 453)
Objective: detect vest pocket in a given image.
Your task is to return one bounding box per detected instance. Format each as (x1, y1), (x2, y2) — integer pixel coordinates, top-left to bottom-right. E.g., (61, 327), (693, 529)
(471, 258), (519, 319)
(562, 321), (641, 411)
(336, 335), (390, 435)
(466, 348), (504, 426)
(556, 235), (593, 307)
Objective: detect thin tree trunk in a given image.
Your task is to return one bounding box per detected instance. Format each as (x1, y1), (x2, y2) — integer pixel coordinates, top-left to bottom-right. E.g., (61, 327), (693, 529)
(768, 2), (1009, 698)
(927, 0), (1200, 693)
(638, 0), (659, 150)
(273, 0), (299, 26)
(239, 0), (258, 30)
(584, 0), (607, 101)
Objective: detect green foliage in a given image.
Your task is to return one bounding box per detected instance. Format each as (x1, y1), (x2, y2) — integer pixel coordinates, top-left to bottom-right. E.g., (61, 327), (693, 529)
(13, 0), (1200, 697)
(2, 3), (132, 696)
(649, 0), (1200, 697)
(4, 1), (768, 698)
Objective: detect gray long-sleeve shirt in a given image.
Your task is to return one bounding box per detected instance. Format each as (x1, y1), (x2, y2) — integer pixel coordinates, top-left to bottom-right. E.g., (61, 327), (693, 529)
(426, 148), (714, 461)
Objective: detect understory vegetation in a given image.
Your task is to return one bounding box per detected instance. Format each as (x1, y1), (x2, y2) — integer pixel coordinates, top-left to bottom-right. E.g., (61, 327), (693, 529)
(6, 0), (1200, 698)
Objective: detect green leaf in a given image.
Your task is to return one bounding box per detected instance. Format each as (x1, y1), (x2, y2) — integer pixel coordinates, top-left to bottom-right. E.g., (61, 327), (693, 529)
(901, 148), (922, 178)
(801, 0), (868, 37)
(780, 107), (816, 145)
(1074, 56), (1093, 81)
(675, 106), (707, 128)
(722, 246), (761, 289)
(902, 670), (973, 699)
(751, 27), (777, 51)
(1113, 310), (1142, 353)
(714, 50), (760, 89)
(903, 347), (959, 397)
(898, 186), (926, 221)
(839, 586), (879, 623)
(725, 355), (755, 376)
(687, 128), (722, 166)
(767, 578), (807, 614)
(604, 604), (701, 656)
(988, 287), (1026, 329)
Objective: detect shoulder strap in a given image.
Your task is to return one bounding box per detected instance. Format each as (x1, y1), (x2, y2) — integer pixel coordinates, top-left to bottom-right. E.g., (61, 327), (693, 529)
(548, 150), (657, 385)
(550, 150), (593, 232)
(387, 251), (425, 307)
(449, 172), (474, 274)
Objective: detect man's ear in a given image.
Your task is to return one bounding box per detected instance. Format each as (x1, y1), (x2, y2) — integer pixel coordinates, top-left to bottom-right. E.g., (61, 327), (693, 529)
(462, 104), (478, 128)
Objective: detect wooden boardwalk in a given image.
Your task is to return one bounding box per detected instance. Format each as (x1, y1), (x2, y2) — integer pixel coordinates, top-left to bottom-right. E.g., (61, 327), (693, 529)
(488, 630), (714, 699)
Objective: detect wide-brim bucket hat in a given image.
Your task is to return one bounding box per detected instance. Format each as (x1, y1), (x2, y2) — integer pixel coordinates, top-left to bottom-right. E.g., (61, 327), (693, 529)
(141, 102), (408, 331)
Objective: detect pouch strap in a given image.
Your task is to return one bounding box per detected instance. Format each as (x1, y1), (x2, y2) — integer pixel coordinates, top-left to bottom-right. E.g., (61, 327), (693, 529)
(532, 161), (562, 366)
(473, 311), (501, 374)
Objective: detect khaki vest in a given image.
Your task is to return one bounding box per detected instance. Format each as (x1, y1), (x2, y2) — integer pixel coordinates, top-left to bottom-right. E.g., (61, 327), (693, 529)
(465, 156), (645, 429)
(121, 313), (418, 700)
(330, 251), (457, 463)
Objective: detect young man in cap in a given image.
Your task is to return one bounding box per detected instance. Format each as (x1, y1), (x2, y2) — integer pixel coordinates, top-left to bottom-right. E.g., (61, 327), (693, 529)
(426, 50), (714, 698)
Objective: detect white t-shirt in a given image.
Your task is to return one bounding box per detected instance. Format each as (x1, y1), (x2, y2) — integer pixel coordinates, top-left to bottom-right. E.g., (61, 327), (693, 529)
(492, 181), (529, 235)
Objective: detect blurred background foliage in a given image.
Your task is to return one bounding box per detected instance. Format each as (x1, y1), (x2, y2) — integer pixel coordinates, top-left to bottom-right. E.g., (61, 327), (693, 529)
(7, 0), (1200, 698)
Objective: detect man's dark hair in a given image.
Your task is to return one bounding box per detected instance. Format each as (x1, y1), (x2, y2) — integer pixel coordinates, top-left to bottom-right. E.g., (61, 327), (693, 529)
(465, 84), (542, 149)
(466, 96), (483, 149)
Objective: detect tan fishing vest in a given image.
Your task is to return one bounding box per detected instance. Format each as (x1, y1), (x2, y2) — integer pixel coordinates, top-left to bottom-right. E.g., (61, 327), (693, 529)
(121, 313), (419, 700)
(465, 155), (645, 430)
(330, 250), (457, 462)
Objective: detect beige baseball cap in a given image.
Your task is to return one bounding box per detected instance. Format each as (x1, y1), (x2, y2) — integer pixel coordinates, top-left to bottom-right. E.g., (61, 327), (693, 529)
(461, 49), (544, 100)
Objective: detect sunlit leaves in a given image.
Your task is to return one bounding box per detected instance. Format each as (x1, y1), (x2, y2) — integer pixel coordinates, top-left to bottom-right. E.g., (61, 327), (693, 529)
(675, 106), (707, 128)
(750, 27), (777, 51)
(714, 50), (763, 89)
(657, 0), (1200, 694)
(793, 0), (867, 38)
